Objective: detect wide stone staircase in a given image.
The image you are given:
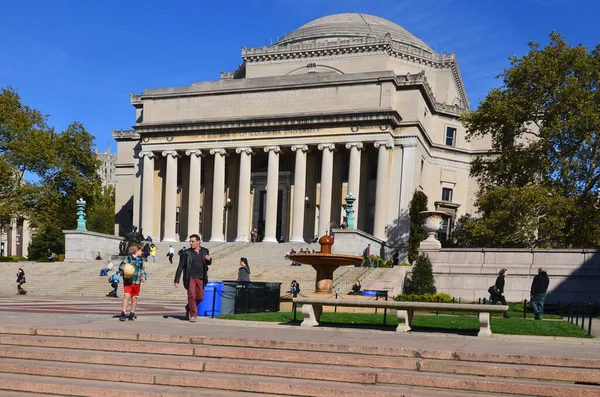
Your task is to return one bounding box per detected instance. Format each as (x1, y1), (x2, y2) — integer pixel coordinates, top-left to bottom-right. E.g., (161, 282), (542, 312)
(0, 242), (392, 299)
(0, 325), (598, 396)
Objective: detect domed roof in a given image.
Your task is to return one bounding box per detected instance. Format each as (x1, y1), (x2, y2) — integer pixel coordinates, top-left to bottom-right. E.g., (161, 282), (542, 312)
(276, 13), (433, 53)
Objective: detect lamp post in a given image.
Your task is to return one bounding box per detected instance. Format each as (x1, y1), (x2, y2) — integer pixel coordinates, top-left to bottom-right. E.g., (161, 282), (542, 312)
(345, 193), (356, 229)
(76, 198), (87, 231)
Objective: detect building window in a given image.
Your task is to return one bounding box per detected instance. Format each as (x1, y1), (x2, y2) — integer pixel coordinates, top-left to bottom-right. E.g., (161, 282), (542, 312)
(442, 187), (453, 202)
(446, 127), (457, 146)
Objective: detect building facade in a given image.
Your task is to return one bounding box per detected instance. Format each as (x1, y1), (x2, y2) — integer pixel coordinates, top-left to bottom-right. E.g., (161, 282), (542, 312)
(113, 13), (491, 246)
(96, 147), (117, 188)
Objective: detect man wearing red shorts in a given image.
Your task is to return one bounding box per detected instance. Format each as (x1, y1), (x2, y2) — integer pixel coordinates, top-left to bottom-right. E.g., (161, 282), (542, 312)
(174, 234), (212, 323)
(119, 244), (147, 321)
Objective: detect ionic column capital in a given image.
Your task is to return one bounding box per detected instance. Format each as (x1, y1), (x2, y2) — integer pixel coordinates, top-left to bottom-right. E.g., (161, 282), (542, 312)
(139, 151), (155, 159)
(185, 149), (203, 157)
(162, 150), (180, 158)
(209, 148), (227, 156)
(345, 142), (364, 150)
(291, 144), (309, 153)
(374, 141), (394, 150)
(236, 147), (254, 155)
(318, 143), (335, 152)
(263, 146), (281, 154)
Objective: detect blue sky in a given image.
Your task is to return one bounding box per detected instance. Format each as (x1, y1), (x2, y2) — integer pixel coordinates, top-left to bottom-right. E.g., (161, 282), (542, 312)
(1, 0), (598, 153)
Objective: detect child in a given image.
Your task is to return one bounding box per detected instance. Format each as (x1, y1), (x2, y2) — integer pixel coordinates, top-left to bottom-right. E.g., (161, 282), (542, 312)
(118, 244), (147, 321)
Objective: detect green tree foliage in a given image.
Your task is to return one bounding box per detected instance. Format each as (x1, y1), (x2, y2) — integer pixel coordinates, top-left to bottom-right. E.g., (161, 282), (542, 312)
(408, 190), (428, 264)
(453, 185), (578, 248)
(1, 87), (107, 247)
(409, 253), (436, 295)
(460, 33), (600, 248)
(87, 185), (116, 235)
(27, 225), (65, 261)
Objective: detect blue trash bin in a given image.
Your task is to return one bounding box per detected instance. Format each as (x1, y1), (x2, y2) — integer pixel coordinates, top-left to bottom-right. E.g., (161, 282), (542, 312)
(363, 290), (377, 297)
(198, 281), (224, 317)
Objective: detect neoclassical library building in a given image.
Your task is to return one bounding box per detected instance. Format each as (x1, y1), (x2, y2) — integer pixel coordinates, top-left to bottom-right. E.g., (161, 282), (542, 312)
(113, 13), (491, 246)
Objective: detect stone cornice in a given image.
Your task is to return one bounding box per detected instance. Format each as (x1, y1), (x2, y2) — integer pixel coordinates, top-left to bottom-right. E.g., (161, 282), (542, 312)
(241, 35), (468, 108)
(134, 109), (403, 135)
(112, 129), (139, 141)
(134, 71), (465, 118)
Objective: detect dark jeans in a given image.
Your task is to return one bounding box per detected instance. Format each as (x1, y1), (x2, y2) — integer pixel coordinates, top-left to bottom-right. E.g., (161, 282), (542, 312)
(187, 278), (205, 318)
(530, 293), (546, 320)
(111, 282), (119, 296)
(491, 293), (507, 305)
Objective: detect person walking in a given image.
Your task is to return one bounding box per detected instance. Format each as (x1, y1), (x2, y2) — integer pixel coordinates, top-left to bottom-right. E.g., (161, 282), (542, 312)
(530, 267), (550, 320)
(362, 244), (371, 267)
(16, 268), (27, 295)
(174, 234), (212, 323)
(490, 268), (510, 318)
(168, 245), (175, 264)
(237, 257), (251, 282)
(119, 244), (147, 321)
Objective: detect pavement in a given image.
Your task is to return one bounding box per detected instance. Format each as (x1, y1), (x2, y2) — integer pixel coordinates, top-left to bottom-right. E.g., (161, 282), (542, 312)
(0, 295), (598, 365)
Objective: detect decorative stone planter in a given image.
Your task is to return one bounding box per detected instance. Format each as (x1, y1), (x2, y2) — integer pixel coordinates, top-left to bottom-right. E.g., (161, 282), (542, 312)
(419, 211), (446, 250)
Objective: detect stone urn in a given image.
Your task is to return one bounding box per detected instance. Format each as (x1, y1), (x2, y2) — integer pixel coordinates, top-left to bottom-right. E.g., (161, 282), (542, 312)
(419, 211), (446, 249)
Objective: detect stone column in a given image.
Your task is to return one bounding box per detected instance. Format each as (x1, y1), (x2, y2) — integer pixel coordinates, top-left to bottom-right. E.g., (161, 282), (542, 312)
(236, 147), (253, 242)
(318, 144), (335, 238)
(345, 142), (363, 226)
(185, 150), (202, 239)
(209, 148), (227, 242)
(139, 151), (155, 239)
(10, 220), (17, 256)
(290, 145), (309, 242)
(21, 219), (31, 259)
(373, 141), (393, 239)
(263, 146), (281, 243)
(162, 150), (180, 242)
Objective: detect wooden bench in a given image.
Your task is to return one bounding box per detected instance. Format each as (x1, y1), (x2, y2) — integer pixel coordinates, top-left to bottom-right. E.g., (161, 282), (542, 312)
(292, 297), (509, 337)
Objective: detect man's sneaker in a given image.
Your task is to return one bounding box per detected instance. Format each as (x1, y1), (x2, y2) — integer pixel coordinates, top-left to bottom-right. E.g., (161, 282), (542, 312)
(119, 311), (127, 322)
(128, 312), (136, 321)
(189, 316), (196, 323)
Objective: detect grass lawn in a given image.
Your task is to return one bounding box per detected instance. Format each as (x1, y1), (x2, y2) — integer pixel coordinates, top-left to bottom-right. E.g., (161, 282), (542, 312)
(219, 311), (591, 338)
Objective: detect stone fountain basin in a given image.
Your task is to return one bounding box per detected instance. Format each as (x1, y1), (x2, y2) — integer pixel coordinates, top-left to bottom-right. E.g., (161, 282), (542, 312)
(287, 253), (362, 267)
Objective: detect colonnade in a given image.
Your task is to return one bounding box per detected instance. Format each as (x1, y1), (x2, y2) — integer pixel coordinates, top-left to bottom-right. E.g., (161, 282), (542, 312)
(138, 140), (395, 243)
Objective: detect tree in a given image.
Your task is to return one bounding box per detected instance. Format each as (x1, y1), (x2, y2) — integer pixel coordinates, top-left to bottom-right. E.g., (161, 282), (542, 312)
(460, 33), (600, 248)
(1, 87), (103, 237)
(408, 190), (428, 264)
(27, 225), (65, 261)
(410, 253), (436, 295)
(87, 185), (116, 235)
(453, 185), (580, 248)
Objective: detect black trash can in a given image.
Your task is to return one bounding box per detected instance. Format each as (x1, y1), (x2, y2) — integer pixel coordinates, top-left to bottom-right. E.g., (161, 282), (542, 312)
(264, 282), (282, 312)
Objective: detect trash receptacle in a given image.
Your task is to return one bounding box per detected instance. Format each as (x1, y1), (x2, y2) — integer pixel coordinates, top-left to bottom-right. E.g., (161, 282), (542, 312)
(265, 282), (282, 312)
(198, 281), (224, 317)
(246, 283), (266, 312)
(221, 281), (237, 315)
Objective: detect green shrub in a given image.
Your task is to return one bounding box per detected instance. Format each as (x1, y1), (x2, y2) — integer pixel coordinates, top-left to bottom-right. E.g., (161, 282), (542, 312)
(28, 225), (65, 260)
(395, 293), (453, 303)
(0, 256), (20, 262)
(370, 255), (394, 268)
(409, 253), (436, 295)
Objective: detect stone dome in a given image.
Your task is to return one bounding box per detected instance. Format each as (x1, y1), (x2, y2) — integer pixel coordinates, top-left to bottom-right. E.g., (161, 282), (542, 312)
(276, 13), (433, 53)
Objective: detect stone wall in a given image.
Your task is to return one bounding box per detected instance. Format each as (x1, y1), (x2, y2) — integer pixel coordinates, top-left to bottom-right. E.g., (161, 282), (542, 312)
(423, 248), (600, 304)
(331, 229), (385, 258)
(63, 231), (123, 262)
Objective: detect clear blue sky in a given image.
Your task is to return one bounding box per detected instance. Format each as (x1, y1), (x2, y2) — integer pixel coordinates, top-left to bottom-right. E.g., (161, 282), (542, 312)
(1, 0), (598, 153)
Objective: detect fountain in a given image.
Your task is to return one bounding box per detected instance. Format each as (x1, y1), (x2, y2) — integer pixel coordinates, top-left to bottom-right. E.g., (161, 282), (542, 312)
(286, 235), (363, 295)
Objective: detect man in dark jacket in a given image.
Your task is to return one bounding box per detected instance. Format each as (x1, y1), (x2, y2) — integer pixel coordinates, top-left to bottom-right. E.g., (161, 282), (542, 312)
(174, 234), (212, 323)
(530, 267), (550, 320)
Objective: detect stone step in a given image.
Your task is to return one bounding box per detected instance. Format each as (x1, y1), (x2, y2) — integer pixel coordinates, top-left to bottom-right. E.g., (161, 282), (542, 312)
(0, 373), (279, 397)
(0, 361), (527, 397)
